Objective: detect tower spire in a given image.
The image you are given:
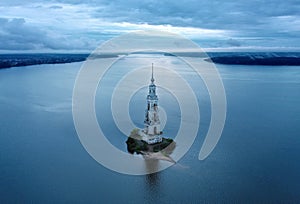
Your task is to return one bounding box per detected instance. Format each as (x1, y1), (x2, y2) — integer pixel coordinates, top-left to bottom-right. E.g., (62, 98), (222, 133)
(151, 63), (154, 84)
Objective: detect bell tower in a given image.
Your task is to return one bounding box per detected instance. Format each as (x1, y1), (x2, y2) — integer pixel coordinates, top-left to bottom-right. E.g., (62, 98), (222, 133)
(141, 64), (162, 144)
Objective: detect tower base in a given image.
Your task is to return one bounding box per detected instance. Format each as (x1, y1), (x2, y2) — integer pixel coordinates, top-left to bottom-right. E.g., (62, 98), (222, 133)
(140, 130), (162, 144)
(126, 129), (175, 157)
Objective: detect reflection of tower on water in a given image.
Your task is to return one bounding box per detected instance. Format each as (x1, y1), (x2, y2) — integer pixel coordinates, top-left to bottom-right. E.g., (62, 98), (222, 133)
(141, 64), (163, 144)
(144, 159), (161, 196)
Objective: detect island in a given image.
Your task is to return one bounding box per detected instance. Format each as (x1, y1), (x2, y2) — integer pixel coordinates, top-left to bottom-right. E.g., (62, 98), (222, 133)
(126, 129), (176, 163)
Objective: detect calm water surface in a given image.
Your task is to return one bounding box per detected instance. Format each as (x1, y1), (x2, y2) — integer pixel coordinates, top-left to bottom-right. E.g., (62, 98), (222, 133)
(0, 56), (300, 203)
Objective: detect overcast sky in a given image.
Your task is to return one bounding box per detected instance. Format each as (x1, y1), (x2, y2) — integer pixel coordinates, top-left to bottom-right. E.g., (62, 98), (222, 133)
(0, 0), (299, 52)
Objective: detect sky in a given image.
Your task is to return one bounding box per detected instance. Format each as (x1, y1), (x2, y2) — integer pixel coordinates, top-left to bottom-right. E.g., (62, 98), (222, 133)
(0, 0), (299, 52)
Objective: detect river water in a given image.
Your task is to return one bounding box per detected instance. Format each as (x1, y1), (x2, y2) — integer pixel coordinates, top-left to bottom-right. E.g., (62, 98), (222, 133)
(1, 54), (300, 203)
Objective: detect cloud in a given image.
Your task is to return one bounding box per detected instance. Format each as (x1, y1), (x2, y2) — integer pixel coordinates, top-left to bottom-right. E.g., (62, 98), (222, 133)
(86, 0), (300, 30)
(49, 5), (63, 9)
(0, 0), (299, 51)
(0, 17), (97, 51)
(226, 38), (241, 47)
(0, 3), (233, 51)
(0, 18), (46, 50)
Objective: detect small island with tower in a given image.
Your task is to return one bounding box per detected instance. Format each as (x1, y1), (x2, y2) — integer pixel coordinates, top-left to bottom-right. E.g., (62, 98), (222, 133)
(126, 64), (176, 162)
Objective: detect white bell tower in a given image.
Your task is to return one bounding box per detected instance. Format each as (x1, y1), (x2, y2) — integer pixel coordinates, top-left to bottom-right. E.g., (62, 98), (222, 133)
(141, 64), (162, 144)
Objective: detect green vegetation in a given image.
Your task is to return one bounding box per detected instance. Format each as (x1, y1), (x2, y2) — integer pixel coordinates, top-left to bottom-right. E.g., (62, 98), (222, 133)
(126, 129), (148, 154)
(126, 129), (175, 155)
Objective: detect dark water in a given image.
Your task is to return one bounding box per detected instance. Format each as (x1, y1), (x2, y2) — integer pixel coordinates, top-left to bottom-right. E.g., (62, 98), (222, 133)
(0, 55), (300, 203)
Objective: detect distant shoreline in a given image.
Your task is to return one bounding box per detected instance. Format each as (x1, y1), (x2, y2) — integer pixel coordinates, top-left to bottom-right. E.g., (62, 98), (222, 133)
(1, 52), (300, 69)
(0, 53), (123, 69)
(206, 55), (300, 66)
(0, 53), (89, 69)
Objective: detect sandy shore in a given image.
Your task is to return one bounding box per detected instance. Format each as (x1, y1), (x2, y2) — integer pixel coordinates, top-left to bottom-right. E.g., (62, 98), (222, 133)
(141, 151), (176, 163)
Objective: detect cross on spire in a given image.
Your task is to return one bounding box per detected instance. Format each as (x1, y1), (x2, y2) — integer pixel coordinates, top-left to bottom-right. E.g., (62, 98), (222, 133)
(151, 63), (155, 84)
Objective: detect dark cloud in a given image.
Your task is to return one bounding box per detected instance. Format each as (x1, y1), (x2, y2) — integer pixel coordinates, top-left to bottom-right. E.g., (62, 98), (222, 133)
(88, 0), (300, 29)
(0, 17), (95, 51)
(87, 0), (300, 47)
(0, 0), (299, 51)
(49, 5), (63, 9)
(0, 18), (46, 50)
(8, 0), (296, 30)
(1, 0), (299, 31)
(226, 38), (241, 47)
